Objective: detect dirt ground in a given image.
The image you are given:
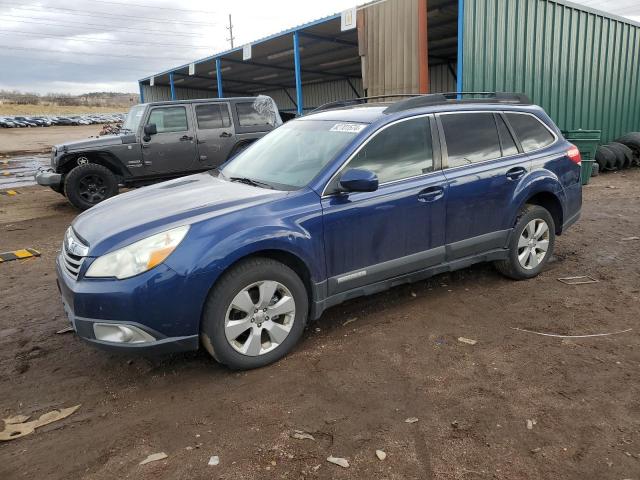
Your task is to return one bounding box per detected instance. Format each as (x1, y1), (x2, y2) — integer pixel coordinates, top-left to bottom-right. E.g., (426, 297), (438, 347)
(0, 125), (104, 155)
(1, 171), (639, 480)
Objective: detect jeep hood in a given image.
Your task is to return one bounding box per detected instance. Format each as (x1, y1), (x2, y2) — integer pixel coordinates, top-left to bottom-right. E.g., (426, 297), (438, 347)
(56, 134), (135, 152)
(72, 172), (285, 255)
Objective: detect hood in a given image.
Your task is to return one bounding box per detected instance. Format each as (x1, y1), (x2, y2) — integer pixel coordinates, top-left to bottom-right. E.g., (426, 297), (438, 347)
(72, 172), (285, 255)
(56, 134), (128, 152)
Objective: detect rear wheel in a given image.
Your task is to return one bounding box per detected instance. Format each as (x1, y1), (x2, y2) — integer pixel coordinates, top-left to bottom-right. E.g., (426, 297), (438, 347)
(495, 205), (556, 280)
(201, 258), (308, 370)
(64, 163), (118, 210)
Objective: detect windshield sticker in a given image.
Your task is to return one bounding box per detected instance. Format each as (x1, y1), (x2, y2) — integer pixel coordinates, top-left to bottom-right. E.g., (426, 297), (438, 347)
(330, 123), (366, 133)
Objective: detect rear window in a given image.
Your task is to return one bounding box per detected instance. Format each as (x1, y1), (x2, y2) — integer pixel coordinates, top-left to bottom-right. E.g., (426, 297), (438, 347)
(236, 102), (272, 127)
(505, 113), (555, 152)
(440, 112), (502, 167)
(195, 104), (231, 129)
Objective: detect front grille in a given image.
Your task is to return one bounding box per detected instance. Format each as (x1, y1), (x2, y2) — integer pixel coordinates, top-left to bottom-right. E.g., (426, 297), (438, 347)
(61, 248), (84, 279)
(61, 228), (88, 280)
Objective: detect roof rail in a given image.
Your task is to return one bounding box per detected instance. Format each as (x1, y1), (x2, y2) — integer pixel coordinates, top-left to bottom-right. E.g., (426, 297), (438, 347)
(383, 92), (532, 114)
(310, 94), (422, 114)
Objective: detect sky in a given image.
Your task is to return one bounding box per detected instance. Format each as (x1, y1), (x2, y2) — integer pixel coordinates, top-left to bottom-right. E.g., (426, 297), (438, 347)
(0, 0), (638, 95)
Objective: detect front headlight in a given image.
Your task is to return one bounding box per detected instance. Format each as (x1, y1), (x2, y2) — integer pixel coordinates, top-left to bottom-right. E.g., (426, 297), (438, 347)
(85, 225), (189, 279)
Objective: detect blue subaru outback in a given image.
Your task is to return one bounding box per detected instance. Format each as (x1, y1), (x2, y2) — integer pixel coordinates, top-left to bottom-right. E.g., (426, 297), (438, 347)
(57, 93), (582, 369)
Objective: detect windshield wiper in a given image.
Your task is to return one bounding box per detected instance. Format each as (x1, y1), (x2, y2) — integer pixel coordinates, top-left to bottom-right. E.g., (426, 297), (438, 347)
(229, 176), (273, 189)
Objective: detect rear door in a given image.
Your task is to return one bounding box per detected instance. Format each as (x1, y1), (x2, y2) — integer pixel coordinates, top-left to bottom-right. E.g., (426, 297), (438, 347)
(438, 111), (530, 260)
(194, 102), (236, 168)
(142, 104), (197, 173)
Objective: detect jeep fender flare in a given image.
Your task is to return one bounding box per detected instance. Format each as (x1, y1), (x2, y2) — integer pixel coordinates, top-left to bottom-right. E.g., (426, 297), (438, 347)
(58, 151), (128, 178)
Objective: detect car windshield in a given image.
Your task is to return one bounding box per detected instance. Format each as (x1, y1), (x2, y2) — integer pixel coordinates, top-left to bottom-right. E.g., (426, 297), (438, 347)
(220, 119), (365, 190)
(122, 105), (146, 133)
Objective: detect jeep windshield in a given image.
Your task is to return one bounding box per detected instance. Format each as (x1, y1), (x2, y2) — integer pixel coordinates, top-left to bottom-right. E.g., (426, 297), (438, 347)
(220, 120), (366, 190)
(121, 105), (145, 133)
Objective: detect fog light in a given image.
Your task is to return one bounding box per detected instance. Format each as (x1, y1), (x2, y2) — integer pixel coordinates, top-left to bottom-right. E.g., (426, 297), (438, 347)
(93, 323), (156, 343)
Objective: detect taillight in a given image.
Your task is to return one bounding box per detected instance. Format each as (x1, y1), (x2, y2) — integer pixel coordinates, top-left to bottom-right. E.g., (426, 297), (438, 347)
(567, 146), (581, 165)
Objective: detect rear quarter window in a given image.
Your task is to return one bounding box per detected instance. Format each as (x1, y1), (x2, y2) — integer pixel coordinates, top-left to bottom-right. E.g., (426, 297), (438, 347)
(505, 113), (556, 152)
(236, 102), (273, 127)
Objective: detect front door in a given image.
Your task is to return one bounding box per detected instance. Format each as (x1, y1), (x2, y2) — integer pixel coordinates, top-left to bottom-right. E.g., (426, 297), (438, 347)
(438, 111), (531, 260)
(142, 104), (197, 174)
(193, 102), (237, 168)
(321, 115), (447, 296)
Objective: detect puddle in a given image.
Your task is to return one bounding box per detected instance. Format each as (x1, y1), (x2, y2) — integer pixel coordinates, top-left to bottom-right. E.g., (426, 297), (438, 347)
(0, 155), (49, 189)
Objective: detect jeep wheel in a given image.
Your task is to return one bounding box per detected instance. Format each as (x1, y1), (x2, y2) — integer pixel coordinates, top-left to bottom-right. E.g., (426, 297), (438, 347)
(201, 258), (308, 370)
(495, 205), (556, 280)
(64, 163), (118, 210)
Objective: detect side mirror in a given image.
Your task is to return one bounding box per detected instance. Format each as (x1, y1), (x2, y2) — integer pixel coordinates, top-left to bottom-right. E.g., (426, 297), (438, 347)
(338, 168), (379, 193)
(144, 123), (157, 136)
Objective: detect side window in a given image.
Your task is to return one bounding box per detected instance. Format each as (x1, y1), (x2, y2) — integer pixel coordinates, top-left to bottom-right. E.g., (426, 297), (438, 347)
(496, 114), (519, 156)
(440, 112), (502, 167)
(195, 104), (231, 130)
(148, 106), (188, 133)
(348, 117), (433, 184)
(236, 102), (272, 127)
(505, 113), (555, 152)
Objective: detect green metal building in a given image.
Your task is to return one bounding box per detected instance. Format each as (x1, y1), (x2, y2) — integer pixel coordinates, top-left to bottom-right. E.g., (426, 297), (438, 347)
(141, 0), (640, 143)
(461, 0), (640, 143)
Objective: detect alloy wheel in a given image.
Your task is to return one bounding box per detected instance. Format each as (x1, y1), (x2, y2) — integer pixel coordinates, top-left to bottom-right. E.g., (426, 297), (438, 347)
(517, 219), (550, 270)
(78, 174), (107, 204)
(224, 280), (296, 356)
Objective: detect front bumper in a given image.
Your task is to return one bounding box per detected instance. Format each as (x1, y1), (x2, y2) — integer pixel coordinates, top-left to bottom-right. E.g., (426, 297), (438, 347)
(56, 256), (200, 354)
(35, 167), (62, 187)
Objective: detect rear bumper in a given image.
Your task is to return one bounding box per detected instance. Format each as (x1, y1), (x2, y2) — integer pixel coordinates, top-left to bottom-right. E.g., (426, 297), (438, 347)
(35, 168), (62, 187)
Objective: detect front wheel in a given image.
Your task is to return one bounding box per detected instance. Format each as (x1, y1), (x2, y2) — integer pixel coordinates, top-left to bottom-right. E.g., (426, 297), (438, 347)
(201, 258), (308, 370)
(64, 163), (118, 210)
(495, 205), (556, 280)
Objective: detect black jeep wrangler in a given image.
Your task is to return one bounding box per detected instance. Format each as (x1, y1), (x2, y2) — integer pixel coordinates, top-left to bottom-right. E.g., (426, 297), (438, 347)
(35, 96), (282, 210)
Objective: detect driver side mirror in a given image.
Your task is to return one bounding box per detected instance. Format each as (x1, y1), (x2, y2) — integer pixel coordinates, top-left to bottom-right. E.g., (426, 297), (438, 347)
(143, 123), (157, 142)
(338, 168), (379, 193)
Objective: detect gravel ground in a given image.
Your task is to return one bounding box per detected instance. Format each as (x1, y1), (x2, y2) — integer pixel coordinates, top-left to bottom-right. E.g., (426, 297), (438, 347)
(1, 170), (639, 480)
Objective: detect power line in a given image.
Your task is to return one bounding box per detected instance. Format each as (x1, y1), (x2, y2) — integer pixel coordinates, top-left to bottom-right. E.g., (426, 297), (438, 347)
(0, 54), (162, 75)
(0, 29), (212, 49)
(0, 2), (217, 27)
(0, 44), (197, 61)
(0, 15), (214, 38)
(88, 0), (219, 14)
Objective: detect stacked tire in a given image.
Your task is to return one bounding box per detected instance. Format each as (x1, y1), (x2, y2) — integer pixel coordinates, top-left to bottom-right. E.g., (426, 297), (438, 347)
(595, 132), (640, 172)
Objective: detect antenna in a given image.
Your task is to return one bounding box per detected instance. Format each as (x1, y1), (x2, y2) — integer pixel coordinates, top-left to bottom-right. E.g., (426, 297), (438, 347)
(226, 14), (235, 48)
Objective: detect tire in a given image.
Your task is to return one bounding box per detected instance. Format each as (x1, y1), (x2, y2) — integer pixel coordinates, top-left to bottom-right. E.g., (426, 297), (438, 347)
(50, 183), (65, 196)
(64, 163), (118, 210)
(495, 205), (556, 280)
(614, 133), (640, 166)
(200, 257), (308, 370)
(595, 145), (617, 171)
(607, 142), (632, 169)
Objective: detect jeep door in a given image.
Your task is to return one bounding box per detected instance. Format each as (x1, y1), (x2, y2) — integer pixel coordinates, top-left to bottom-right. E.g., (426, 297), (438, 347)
(437, 111), (532, 260)
(142, 104), (197, 173)
(193, 102), (236, 168)
(321, 115), (447, 296)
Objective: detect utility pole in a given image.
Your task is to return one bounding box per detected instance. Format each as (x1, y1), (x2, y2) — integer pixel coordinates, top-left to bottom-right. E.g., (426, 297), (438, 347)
(226, 14), (235, 48)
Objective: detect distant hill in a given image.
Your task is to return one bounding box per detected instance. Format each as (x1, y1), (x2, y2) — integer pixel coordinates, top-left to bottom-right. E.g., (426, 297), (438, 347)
(0, 90), (139, 108)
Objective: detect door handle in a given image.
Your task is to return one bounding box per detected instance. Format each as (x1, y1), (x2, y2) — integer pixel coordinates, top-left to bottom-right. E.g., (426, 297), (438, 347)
(506, 167), (527, 180)
(220, 132), (232, 138)
(180, 135), (193, 141)
(197, 139), (206, 144)
(417, 186), (444, 203)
